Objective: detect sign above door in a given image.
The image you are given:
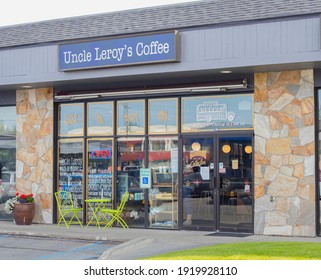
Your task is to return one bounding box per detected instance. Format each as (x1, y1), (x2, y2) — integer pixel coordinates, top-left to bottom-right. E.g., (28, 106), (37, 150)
(59, 31), (181, 71)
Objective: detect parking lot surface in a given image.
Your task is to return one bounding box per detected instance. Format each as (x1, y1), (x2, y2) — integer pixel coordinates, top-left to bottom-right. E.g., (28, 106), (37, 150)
(0, 234), (119, 260)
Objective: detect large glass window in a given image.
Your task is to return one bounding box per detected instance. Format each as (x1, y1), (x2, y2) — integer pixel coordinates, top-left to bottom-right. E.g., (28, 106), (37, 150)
(117, 137), (145, 227)
(58, 139), (83, 222)
(117, 100), (145, 135)
(87, 102), (113, 136)
(56, 93), (253, 230)
(0, 106), (16, 220)
(87, 139), (113, 224)
(319, 90), (321, 235)
(149, 136), (178, 228)
(182, 94), (253, 132)
(59, 104), (84, 136)
(148, 98), (178, 134)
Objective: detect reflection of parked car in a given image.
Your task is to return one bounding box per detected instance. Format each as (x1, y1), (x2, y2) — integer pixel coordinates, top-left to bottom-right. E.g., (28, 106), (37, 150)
(118, 174), (140, 191)
(0, 171), (16, 202)
(123, 166), (140, 178)
(220, 177), (252, 205)
(183, 172), (210, 197)
(221, 177), (248, 192)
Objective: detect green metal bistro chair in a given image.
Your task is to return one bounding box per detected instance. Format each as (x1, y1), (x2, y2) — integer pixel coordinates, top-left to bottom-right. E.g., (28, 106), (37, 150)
(101, 192), (129, 229)
(55, 191), (83, 228)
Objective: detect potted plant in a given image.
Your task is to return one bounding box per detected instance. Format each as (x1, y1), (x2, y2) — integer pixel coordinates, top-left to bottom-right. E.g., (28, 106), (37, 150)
(5, 193), (35, 225)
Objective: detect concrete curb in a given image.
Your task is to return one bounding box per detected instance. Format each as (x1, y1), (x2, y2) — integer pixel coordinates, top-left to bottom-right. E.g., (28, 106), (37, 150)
(0, 229), (124, 243)
(99, 236), (155, 260)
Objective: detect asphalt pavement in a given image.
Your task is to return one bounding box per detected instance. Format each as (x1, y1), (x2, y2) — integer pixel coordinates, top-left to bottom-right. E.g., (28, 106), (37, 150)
(1, 220), (321, 260)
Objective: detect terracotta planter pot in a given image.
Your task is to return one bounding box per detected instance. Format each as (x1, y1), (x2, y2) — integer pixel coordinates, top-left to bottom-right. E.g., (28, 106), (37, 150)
(13, 203), (35, 225)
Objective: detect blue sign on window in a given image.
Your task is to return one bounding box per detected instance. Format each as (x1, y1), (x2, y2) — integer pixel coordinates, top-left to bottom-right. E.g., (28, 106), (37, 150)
(59, 31), (180, 71)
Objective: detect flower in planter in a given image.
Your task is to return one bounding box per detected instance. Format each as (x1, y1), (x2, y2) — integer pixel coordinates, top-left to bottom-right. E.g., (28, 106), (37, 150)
(4, 193), (35, 214)
(16, 193), (34, 203)
(4, 197), (18, 214)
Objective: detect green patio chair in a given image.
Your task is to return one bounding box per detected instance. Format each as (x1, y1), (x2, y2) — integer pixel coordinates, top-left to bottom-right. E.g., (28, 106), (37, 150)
(101, 192), (129, 229)
(55, 191), (83, 228)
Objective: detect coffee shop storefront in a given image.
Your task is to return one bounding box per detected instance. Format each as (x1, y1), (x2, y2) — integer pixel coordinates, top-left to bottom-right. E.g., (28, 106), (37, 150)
(0, 1), (320, 237)
(56, 89), (254, 232)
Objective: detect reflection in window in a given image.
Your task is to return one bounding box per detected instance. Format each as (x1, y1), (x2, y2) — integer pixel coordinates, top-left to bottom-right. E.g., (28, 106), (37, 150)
(88, 102), (113, 135)
(219, 137), (253, 232)
(149, 99), (177, 134)
(59, 104), (84, 136)
(319, 90), (321, 235)
(182, 94), (253, 132)
(58, 139), (83, 222)
(117, 137), (145, 227)
(0, 106), (16, 220)
(318, 132), (321, 234)
(87, 139), (113, 225)
(149, 136), (178, 228)
(117, 100), (144, 135)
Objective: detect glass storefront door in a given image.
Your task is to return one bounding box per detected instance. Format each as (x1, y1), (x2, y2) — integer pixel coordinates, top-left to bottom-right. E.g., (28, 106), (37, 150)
(218, 136), (253, 232)
(182, 137), (215, 229)
(182, 134), (253, 232)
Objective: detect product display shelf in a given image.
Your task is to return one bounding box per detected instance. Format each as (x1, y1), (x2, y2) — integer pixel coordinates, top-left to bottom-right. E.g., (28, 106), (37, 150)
(149, 173), (178, 228)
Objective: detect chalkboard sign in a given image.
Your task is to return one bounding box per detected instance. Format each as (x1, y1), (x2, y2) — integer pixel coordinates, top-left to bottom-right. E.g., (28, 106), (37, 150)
(58, 155), (83, 207)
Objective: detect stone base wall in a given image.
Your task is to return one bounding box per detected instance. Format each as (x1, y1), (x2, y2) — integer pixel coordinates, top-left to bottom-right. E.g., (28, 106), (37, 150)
(254, 70), (315, 236)
(16, 88), (54, 223)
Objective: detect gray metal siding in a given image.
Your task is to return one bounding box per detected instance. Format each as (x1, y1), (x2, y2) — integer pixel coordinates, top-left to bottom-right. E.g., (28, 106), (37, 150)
(0, 16), (320, 87)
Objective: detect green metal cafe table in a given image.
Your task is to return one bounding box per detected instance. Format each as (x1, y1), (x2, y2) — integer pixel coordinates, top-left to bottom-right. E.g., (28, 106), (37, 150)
(85, 198), (111, 228)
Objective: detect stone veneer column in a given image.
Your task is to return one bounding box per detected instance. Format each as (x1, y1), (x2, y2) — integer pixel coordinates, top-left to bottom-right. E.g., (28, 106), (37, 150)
(254, 70), (315, 236)
(16, 88), (54, 223)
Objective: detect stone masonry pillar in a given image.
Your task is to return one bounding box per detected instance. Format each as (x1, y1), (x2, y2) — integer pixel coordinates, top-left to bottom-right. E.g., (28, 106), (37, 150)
(254, 70), (315, 236)
(16, 88), (54, 223)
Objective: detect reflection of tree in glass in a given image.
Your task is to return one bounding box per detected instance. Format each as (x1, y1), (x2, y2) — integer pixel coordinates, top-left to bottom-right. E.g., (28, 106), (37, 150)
(122, 103), (140, 133)
(0, 120), (16, 136)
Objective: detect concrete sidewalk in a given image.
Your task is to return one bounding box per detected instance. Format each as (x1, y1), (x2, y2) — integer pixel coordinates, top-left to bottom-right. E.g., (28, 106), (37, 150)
(0, 220), (320, 259)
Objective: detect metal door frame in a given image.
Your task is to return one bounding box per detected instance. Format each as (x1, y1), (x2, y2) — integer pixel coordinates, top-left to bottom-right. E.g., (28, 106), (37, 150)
(180, 130), (254, 232)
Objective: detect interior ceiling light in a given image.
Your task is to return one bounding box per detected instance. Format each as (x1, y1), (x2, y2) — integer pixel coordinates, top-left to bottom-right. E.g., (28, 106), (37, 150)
(191, 142), (201, 151)
(245, 145), (253, 154)
(222, 144), (231, 153)
(55, 79), (247, 101)
(220, 70), (232, 74)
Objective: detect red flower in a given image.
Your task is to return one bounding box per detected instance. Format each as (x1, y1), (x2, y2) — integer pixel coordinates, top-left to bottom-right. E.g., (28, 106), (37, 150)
(15, 192), (35, 203)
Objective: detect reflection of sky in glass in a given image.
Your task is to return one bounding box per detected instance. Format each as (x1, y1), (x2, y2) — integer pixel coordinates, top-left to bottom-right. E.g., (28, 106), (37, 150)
(59, 104), (83, 135)
(149, 99), (176, 126)
(0, 106), (16, 134)
(117, 101), (144, 133)
(182, 95), (253, 131)
(88, 103), (113, 134)
(88, 140), (112, 154)
(59, 141), (83, 155)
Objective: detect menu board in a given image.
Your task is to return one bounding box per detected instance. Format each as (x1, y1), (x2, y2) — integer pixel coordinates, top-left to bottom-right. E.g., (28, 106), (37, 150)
(87, 173), (112, 199)
(87, 139), (113, 201)
(58, 156), (83, 207)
